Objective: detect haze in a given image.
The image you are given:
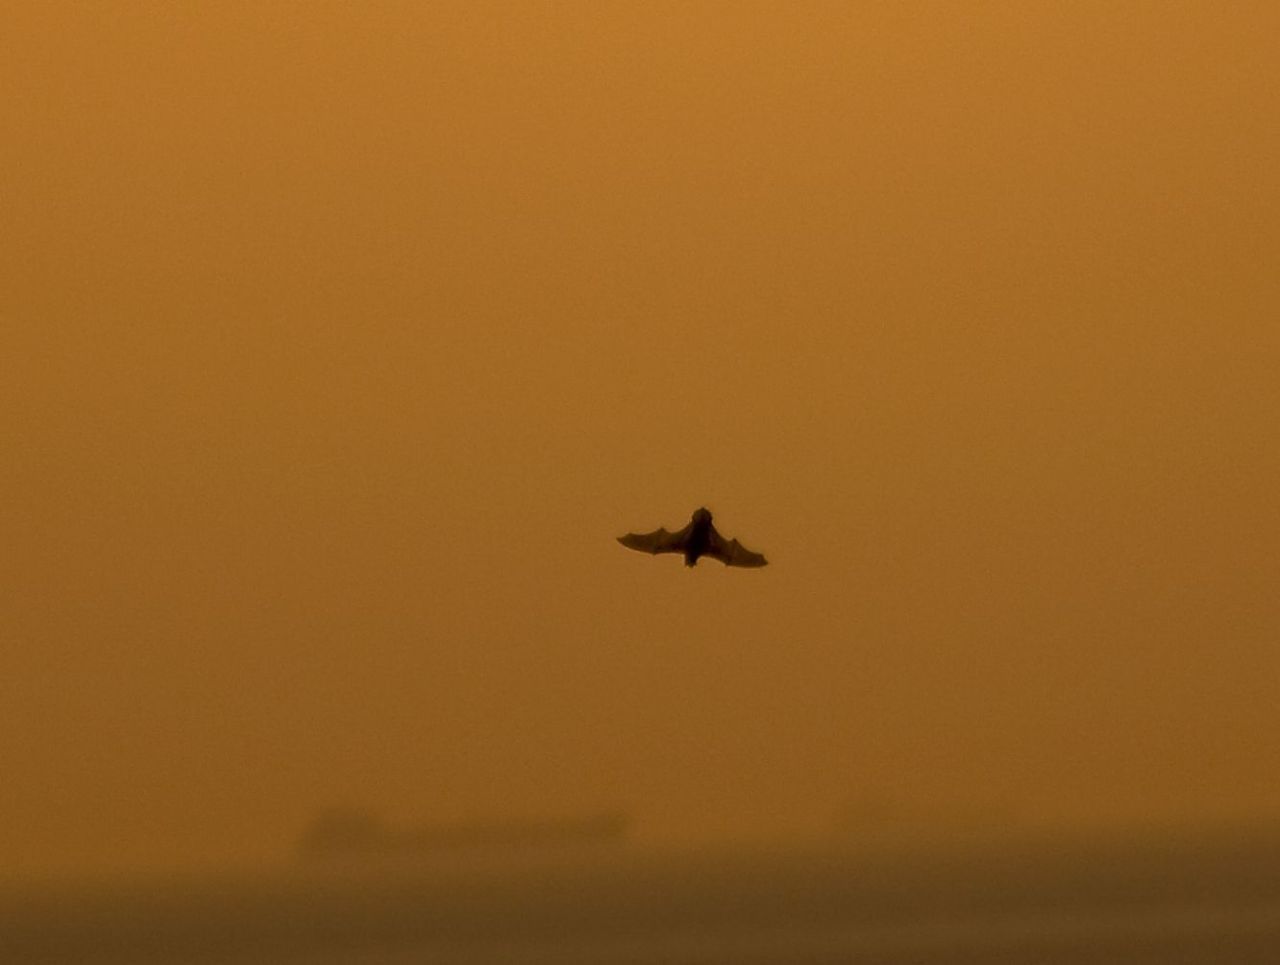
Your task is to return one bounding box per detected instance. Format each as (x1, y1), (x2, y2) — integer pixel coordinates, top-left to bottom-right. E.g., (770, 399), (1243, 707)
(3, 2), (1277, 877)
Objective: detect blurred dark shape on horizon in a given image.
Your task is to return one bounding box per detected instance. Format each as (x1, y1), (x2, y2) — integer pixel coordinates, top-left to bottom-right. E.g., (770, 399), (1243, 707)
(5, 823), (1280, 964)
(296, 807), (630, 862)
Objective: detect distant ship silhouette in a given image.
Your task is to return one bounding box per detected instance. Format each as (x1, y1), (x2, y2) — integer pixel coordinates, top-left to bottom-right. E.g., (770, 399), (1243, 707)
(617, 507), (767, 567)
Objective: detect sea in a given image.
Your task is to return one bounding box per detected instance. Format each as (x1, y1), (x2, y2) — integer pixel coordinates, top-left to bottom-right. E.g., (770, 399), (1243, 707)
(4, 830), (1279, 964)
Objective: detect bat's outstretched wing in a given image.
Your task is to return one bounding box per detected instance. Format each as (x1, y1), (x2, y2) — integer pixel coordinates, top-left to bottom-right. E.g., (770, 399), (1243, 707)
(705, 525), (768, 567)
(617, 523), (692, 556)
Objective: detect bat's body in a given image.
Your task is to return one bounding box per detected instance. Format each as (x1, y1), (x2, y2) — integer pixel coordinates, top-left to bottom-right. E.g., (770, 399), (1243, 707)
(617, 507), (767, 568)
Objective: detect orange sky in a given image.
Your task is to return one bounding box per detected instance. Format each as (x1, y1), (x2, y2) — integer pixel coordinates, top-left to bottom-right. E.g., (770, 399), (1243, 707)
(3, 1), (1278, 875)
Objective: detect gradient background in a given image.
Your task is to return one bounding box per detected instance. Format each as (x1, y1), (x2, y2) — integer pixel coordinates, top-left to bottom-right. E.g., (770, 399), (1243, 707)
(3, 1), (1277, 876)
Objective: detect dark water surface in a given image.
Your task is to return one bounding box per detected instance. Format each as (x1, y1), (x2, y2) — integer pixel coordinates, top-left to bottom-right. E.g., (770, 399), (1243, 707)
(5, 832), (1279, 964)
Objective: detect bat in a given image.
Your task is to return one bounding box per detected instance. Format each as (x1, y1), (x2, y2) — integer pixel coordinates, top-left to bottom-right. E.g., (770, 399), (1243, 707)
(617, 507), (768, 568)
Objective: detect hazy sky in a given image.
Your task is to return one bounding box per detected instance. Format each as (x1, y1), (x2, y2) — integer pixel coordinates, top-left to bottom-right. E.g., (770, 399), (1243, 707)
(3, 2), (1278, 875)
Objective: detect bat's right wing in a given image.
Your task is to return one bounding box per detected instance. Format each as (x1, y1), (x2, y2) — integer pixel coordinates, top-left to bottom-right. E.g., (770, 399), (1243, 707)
(617, 523), (692, 556)
(705, 525), (768, 567)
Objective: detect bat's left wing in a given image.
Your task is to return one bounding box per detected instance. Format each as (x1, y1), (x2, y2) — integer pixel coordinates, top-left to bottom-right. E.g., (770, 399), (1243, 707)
(705, 525), (768, 568)
(617, 523), (692, 556)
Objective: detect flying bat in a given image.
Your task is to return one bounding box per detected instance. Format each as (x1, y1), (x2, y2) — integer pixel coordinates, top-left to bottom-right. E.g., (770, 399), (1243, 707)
(617, 507), (768, 568)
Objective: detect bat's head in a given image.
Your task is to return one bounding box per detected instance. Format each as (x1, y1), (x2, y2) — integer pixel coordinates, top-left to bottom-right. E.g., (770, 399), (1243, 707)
(693, 506), (712, 523)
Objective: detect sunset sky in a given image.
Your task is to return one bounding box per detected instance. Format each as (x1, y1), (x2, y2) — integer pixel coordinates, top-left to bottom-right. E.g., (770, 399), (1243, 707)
(3, 2), (1278, 875)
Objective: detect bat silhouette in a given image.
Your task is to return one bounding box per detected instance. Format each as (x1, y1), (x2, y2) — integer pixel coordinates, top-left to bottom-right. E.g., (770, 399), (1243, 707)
(617, 507), (768, 568)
